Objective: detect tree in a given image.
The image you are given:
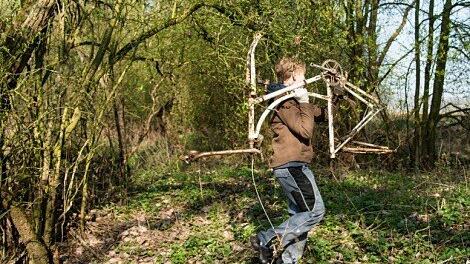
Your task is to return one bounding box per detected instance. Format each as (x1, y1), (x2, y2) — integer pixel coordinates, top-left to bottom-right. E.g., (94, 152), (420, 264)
(422, 0), (453, 165)
(413, 0), (421, 169)
(422, 0), (434, 126)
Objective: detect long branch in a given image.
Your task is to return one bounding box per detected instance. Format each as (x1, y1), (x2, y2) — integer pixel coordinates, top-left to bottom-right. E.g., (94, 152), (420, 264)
(181, 148), (262, 163)
(114, 3), (205, 63)
(377, 1), (414, 67)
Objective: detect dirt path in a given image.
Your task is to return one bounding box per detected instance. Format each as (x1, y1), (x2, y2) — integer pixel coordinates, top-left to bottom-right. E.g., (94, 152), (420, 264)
(60, 175), (264, 263)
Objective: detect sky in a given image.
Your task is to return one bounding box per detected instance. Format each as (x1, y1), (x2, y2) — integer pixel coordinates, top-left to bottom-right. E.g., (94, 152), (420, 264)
(377, 0), (470, 111)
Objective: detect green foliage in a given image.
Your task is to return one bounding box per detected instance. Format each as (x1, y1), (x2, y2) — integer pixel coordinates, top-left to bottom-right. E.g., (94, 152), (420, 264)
(94, 165), (469, 263)
(138, 0), (354, 151)
(3, 0), (468, 260)
(304, 170), (469, 263)
(170, 234), (232, 263)
(0, 0), (20, 21)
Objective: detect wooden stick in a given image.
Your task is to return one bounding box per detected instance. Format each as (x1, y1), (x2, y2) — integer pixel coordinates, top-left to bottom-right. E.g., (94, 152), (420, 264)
(340, 110), (377, 140)
(181, 148), (262, 163)
(351, 141), (391, 149)
(342, 147), (395, 154)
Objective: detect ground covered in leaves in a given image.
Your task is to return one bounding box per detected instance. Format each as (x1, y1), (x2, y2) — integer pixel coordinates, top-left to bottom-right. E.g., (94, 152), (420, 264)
(62, 165), (469, 263)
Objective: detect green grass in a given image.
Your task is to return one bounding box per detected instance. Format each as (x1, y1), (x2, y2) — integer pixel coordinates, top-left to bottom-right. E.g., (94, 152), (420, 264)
(109, 164), (468, 263)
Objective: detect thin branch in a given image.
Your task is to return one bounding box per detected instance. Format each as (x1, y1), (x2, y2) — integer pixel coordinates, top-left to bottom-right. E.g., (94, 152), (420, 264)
(439, 108), (470, 119)
(378, 47), (414, 85)
(452, 1), (470, 8)
(440, 102), (467, 111)
(377, 1), (415, 67)
(71, 40), (101, 49)
(378, 2), (414, 9)
(114, 2), (205, 63)
(449, 45), (470, 61)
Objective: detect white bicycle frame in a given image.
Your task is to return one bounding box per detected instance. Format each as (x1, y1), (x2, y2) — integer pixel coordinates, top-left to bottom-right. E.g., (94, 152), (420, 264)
(182, 33), (392, 163)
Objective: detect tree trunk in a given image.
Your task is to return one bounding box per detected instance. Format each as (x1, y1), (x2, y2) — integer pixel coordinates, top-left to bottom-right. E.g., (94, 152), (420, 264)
(36, 115), (53, 238)
(114, 101), (127, 185)
(345, 0), (366, 87)
(9, 205), (52, 264)
(43, 108), (67, 245)
(2, 0), (57, 109)
(44, 108), (81, 244)
(0, 128), (6, 259)
(423, 0), (452, 165)
(421, 0), (434, 132)
(368, 0), (379, 89)
(0, 127), (6, 189)
(413, 0), (421, 169)
(79, 153), (93, 232)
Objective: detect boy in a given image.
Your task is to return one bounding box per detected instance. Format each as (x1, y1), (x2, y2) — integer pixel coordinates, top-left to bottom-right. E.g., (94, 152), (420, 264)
(251, 57), (331, 264)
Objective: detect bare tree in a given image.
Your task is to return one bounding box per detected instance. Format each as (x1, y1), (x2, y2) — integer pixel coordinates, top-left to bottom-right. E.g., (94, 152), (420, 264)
(413, 0), (421, 169)
(423, 0), (453, 165)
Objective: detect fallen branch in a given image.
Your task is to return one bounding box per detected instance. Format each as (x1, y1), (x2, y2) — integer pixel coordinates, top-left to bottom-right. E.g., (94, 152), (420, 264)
(181, 148), (261, 163)
(342, 147), (395, 154)
(351, 141), (392, 150)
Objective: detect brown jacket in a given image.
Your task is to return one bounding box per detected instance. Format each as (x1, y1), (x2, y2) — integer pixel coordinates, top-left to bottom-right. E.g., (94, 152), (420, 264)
(269, 99), (325, 168)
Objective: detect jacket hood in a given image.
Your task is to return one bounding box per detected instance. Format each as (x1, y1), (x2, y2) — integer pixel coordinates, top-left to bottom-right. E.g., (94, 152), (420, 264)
(267, 83), (286, 94)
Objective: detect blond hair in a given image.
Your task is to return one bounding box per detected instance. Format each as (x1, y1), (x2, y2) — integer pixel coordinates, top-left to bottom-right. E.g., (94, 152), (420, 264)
(275, 57), (306, 82)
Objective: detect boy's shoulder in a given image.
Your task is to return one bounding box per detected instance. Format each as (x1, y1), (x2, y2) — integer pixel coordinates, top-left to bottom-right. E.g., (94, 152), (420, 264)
(278, 98), (298, 109)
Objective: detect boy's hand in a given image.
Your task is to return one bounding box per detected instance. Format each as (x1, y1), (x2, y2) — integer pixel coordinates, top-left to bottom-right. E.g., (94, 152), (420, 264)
(332, 94), (344, 104)
(294, 88), (309, 103)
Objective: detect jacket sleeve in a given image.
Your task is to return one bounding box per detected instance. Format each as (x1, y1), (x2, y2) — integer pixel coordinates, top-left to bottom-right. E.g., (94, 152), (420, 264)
(275, 99), (316, 139)
(312, 105), (327, 123)
(314, 95), (343, 122)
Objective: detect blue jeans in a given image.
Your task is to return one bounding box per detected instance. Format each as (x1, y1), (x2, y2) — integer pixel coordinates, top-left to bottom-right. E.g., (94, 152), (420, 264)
(257, 165), (325, 263)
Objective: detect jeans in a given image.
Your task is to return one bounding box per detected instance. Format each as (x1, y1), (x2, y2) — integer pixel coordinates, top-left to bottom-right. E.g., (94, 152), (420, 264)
(257, 165), (325, 264)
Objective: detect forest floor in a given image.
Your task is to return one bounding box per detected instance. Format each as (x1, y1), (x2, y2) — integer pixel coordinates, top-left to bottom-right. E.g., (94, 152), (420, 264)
(61, 164), (469, 263)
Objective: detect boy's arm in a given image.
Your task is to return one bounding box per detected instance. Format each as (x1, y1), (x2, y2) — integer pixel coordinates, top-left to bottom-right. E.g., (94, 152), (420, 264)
(275, 99), (316, 139)
(312, 95), (342, 123)
(312, 106), (327, 122)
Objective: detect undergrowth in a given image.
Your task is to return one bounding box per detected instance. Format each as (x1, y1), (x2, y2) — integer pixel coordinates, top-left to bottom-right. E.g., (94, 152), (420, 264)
(100, 164), (468, 263)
